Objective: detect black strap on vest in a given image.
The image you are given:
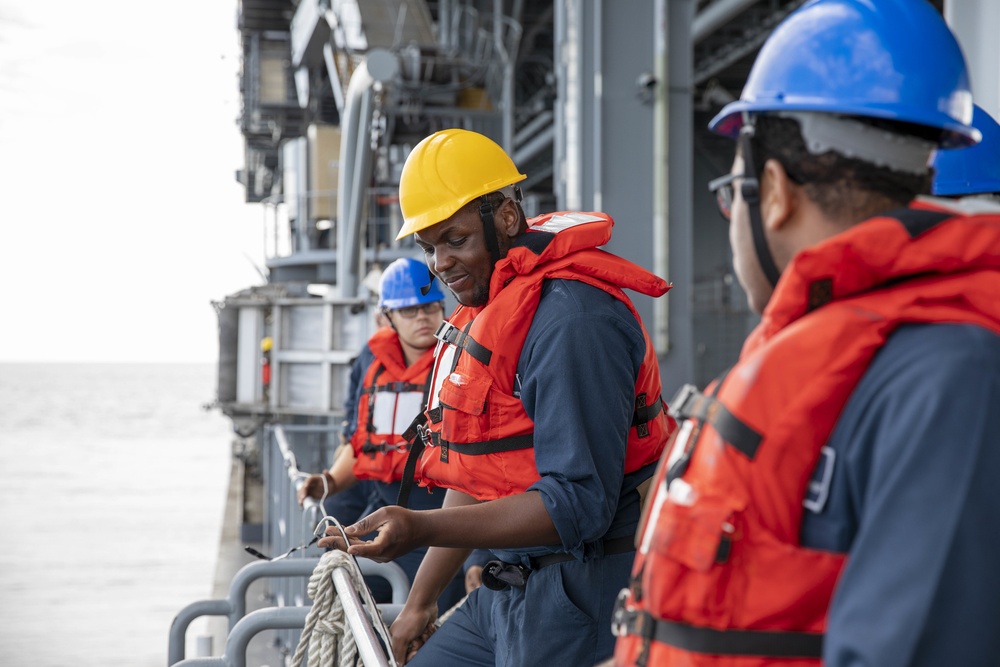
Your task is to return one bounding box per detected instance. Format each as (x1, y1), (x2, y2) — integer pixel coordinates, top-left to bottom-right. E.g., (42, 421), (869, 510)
(394, 375), (434, 509)
(437, 319), (493, 366)
(616, 609), (823, 659)
(631, 394), (663, 437)
(398, 320), (475, 507)
(395, 414), (426, 509)
(668, 379), (762, 460)
(427, 431), (534, 462)
(884, 206), (951, 238)
(362, 365), (386, 456)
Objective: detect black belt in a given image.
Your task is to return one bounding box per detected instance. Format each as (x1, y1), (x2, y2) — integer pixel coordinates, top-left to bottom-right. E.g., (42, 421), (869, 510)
(530, 535), (635, 569)
(482, 536), (636, 591)
(614, 608), (823, 659)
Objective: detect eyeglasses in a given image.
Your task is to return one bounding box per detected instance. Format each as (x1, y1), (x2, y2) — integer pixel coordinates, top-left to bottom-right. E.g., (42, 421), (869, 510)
(708, 172), (747, 220)
(392, 302), (444, 319)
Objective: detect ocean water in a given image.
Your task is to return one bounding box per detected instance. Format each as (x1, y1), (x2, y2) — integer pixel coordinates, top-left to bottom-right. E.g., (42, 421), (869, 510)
(0, 363), (232, 667)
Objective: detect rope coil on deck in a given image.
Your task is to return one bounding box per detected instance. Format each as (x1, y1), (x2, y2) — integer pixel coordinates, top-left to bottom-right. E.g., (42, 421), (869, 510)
(290, 550), (396, 667)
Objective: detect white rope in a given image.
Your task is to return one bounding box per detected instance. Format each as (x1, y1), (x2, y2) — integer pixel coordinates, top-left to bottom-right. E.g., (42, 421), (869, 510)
(290, 550), (357, 667)
(290, 549), (398, 667)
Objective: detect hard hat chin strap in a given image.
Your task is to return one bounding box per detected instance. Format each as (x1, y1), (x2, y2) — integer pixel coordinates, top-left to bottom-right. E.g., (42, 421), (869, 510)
(419, 270), (434, 296)
(479, 195), (504, 267)
(738, 125), (782, 288)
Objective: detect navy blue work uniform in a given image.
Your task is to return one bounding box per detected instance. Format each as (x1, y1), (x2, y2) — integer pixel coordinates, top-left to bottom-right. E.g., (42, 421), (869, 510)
(408, 279), (655, 666)
(801, 323), (1000, 666)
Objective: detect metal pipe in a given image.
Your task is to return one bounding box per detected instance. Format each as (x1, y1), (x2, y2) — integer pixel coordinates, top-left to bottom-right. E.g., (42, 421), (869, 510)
(439, 0), (452, 50)
(337, 49), (398, 298)
(228, 558), (321, 629)
(169, 599), (231, 665)
(692, 0), (758, 44)
(337, 61), (372, 298)
(170, 657), (225, 666)
(230, 607), (311, 667)
(494, 0), (514, 151)
(514, 109), (554, 147)
(945, 0), (1000, 122)
(653, 0), (670, 353)
(167, 559), (321, 665)
(332, 568), (391, 667)
(593, 0), (603, 211)
(513, 126), (555, 169)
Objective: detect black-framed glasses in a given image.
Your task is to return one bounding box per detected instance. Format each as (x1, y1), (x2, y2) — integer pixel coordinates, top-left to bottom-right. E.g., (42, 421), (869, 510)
(392, 302), (444, 319)
(708, 172), (747, 220)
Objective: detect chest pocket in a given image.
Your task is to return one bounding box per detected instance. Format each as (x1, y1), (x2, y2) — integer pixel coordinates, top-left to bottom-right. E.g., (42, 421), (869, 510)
(438, 372), (492, 416)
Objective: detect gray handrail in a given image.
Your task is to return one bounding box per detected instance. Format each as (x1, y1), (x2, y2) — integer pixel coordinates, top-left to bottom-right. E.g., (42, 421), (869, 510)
(168, 557), (408, 665)
(171, 606), (310, 667)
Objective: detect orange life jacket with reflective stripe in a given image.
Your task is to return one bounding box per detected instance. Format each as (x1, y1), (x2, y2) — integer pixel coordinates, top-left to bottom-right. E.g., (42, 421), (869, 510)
(416, 211), (676, 501)
(613, 202), (1000, 666)
(350, 327), (434, 483)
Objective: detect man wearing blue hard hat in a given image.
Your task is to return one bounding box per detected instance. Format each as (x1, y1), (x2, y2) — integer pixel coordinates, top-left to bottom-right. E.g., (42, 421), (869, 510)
(612, 1), (1000, 666)
(933, 104), (1000, 199)
(298, 257), (467, 613)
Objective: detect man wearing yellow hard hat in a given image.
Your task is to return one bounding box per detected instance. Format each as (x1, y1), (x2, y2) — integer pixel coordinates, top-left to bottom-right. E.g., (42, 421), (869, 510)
(320, 128), (676, 665)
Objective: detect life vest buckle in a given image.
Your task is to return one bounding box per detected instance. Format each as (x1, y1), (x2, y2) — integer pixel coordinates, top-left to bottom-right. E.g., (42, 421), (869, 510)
(611, 587), (631, 637)
(434, 320), (459, 344)
(667, 383), (701, 421)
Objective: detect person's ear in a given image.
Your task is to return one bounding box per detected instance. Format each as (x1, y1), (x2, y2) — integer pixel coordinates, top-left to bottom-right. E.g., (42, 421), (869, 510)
(760, 158), (796, 232)
(496, 197), (521, 239)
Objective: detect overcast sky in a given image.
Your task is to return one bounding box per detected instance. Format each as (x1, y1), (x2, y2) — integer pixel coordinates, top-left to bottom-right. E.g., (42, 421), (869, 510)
(0, 1), (267, 363)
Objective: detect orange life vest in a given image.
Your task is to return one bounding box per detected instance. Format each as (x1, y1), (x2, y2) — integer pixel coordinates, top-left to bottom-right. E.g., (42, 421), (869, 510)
(350, 327), (434, 484)
(613, 202), (1000, 666)
(416, 211), (677, 501)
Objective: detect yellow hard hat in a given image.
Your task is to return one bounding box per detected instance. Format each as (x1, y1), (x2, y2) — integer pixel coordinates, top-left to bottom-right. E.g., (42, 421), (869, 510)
(396, 129), (526, 239)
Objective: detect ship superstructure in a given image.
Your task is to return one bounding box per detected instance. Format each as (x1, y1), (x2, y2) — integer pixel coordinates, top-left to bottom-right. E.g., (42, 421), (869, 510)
(168, 0), (1000, 664)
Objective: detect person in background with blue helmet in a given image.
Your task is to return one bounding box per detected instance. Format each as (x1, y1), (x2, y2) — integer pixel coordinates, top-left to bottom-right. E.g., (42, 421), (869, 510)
(933, 104), (1000, 199)
(612, 1), (1000, 666)
(298, 257), (467, 613)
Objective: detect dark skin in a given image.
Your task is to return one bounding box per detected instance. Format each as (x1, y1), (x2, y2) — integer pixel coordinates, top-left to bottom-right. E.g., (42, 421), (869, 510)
(411, 196), (526, 308)
(317, 195), (559, 664)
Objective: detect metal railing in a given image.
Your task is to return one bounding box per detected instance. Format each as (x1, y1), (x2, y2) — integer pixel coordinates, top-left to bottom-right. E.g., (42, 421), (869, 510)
(168, 557), (408, 666)
(169, 423), (410, 666)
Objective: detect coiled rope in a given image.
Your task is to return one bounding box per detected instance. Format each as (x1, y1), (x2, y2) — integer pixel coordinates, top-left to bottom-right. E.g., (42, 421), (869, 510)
(290, 549), (397, 667)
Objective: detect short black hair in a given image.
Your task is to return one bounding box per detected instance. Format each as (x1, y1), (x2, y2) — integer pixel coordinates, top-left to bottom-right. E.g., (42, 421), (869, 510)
(749, 115), (933, 220)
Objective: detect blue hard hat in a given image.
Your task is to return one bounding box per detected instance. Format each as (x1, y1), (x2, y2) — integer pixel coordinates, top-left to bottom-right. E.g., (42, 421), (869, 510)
(378, 257), (445, 310)
(709, 0), (979, 148)
(933, 105), (1000, 196)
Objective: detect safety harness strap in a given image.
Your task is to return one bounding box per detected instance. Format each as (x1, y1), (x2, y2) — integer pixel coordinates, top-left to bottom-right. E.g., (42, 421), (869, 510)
(362, 365), (386, 454)
(616, 610), (824, 659)
(429, 431), (533, 461)
(394, 376), (433, 508)
(437, 319), (493, 366)
(886, 206), (952, 238)
(396, 412), (427, 509)
(631, 394), (663, 437)
(668, 382), (761, 460)
(371, 380), (425, 393)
